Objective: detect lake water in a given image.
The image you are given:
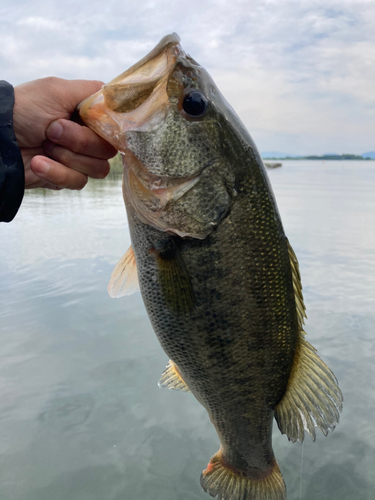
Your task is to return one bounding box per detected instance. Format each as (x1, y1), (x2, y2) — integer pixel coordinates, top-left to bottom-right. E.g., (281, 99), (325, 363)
(0, 160), (374, 500)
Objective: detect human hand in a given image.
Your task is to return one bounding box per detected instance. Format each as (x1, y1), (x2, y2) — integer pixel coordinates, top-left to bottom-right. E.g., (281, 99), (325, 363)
(13, 77), (117, 190)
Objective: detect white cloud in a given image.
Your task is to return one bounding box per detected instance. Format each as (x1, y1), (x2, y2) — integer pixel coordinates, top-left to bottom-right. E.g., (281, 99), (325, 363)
(1, 0), (374, 154)
(16, 16), (65, 31)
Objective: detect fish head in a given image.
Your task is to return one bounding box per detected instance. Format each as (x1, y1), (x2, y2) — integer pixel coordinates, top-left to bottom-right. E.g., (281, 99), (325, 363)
(79, 33), (251, 239)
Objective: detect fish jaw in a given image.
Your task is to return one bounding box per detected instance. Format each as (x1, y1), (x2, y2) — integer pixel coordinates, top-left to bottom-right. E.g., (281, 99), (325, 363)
(78, 33), (183, 152)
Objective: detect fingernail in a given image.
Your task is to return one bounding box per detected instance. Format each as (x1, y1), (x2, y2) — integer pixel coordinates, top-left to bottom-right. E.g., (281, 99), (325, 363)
(46, 121), (63, 140)
(35, 159), (51, 175)
(44, 140), (55, 152)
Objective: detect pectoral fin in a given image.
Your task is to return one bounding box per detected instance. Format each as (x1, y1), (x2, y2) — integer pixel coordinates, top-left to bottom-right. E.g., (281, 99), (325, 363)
(108, 246), (139, 298)
(158, 360), (191, 392)
(152, 242), (195, 315)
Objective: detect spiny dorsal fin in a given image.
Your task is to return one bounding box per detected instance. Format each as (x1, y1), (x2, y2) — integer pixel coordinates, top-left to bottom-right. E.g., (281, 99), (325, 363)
(158, 360), (191, 393)
(108, 246), (139, 298)
(274, 240), (343, 443)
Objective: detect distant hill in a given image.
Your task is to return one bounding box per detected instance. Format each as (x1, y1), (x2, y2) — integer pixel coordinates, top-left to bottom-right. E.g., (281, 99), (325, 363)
(303, 154), (366, 160)
(261, 152), (373, 160)
(362, 151), (375, 159)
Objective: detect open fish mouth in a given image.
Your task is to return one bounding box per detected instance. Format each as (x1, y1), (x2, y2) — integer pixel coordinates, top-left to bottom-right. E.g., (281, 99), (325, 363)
(78, 33), (185, 151)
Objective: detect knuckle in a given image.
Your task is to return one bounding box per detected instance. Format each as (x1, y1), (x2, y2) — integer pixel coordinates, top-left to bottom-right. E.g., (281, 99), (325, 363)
(41, 76), (62, 91)
(54, 147), (71, 165)
(42, 76), (59, 85)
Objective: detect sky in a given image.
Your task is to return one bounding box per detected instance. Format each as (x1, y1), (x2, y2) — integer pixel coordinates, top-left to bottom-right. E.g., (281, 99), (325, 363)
(1, 0), (374, 155)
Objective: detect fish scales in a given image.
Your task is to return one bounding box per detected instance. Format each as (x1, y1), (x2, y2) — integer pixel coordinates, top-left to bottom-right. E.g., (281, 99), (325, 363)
(79, 33), (343, 500)
(128, 161), (297, 471)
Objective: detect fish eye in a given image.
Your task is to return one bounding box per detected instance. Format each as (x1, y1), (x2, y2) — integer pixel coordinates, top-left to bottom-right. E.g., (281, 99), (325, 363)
(182, 91), (208, 117)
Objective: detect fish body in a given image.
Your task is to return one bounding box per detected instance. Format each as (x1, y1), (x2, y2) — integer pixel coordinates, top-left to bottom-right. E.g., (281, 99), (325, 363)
(79, 34), (342, 500)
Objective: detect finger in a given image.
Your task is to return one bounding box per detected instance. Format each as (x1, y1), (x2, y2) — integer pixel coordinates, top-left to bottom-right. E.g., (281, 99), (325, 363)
(43, 142), (110, 179)
(22, 147), (76, 190)
(46, 119), (117, 159)
(23, 147), (50, 188)
(30, 155), (88, 190)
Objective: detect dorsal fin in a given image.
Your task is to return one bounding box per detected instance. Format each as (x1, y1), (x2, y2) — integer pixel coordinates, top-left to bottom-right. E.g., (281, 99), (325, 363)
(158, 360), (191, 393)
(274, 240), (343, 443)
(287, 239), (307, 327)
(108, 246), (139, 298)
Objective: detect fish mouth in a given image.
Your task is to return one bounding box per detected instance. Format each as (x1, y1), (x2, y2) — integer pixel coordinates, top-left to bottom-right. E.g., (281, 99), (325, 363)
(78, 33), (185, 151)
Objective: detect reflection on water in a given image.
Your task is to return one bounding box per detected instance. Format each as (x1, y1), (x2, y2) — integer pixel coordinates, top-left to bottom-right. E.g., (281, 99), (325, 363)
(0, 161), (374, 499)
(38, 394), (96, 430)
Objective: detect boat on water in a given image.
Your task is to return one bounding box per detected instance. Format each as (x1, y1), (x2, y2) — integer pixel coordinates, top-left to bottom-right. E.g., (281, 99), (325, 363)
(264, 162), (282, 169)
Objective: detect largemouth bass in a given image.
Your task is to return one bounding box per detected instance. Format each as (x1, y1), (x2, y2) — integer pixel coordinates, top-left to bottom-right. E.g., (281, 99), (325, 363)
(79, 33), (343, 500)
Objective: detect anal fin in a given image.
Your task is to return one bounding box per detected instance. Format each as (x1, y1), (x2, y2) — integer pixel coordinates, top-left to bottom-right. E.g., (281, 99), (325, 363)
(158, 360), (191, 393)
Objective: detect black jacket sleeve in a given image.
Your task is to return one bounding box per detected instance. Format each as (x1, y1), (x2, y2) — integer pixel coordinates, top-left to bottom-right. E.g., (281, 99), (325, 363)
(0, 81), (25, 222)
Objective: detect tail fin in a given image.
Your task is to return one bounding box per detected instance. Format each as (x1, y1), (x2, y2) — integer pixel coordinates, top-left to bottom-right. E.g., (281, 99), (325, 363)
(200, 450), (286, 500)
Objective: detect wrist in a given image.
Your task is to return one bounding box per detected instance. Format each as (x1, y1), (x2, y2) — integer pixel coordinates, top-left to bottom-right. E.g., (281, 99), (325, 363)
(13, 84), (40, 148)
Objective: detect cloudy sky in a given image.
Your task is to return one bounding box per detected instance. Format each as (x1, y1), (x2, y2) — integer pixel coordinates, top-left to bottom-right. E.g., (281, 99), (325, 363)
(1, 0), (374, 155)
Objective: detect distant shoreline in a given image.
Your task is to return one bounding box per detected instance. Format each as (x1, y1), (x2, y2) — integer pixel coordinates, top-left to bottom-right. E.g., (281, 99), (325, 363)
(262, 155), (374, 161)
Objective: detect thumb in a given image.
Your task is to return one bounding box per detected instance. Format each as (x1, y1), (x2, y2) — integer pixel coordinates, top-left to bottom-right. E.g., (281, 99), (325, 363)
(60, 79), (105, 113)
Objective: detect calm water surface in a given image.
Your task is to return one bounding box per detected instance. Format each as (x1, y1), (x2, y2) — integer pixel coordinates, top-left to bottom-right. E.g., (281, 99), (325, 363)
(0, 160), (374, 500)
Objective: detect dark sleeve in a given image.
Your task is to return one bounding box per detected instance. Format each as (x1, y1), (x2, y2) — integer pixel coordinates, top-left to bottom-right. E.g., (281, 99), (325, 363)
(0, 81), (25, 222)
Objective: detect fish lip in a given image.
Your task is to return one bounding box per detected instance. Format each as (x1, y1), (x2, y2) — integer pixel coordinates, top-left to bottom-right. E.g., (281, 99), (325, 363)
(108, 33), (182, 86)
